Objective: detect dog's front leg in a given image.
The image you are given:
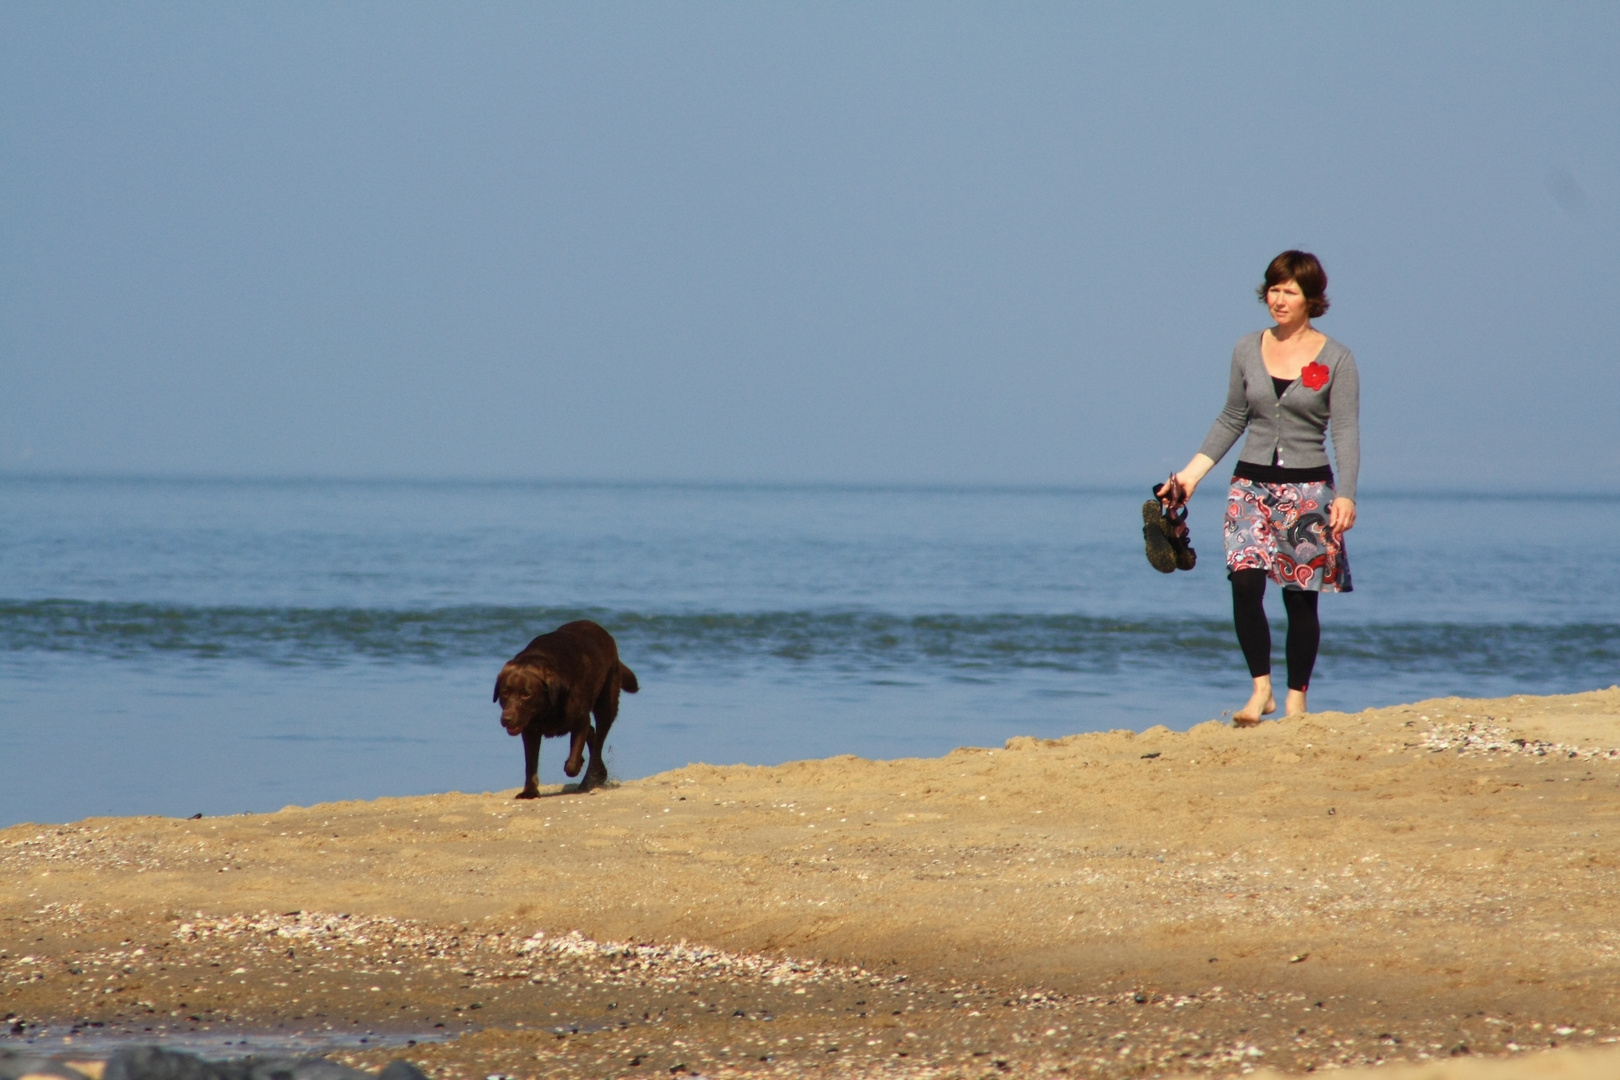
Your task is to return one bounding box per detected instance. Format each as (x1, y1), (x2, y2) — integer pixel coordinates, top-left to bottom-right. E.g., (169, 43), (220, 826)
(516, 727), (543, 799)
(563, 724), (592, 778)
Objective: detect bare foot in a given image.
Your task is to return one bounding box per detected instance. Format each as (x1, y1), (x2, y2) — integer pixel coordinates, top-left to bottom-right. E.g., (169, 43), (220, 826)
(1233, 682), (1276, 727)
(1284, 689), (1308, 717)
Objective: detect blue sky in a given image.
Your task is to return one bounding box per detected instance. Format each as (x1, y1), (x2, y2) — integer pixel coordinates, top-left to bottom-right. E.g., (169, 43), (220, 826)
(2, 3), (1615, 489)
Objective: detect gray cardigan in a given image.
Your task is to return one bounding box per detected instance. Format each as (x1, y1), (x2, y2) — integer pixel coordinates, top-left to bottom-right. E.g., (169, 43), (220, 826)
(1197, 330), (1361, 502)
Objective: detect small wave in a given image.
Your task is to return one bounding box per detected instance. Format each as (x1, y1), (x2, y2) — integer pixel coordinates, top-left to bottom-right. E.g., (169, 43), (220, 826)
(1, 600), (1616, 683)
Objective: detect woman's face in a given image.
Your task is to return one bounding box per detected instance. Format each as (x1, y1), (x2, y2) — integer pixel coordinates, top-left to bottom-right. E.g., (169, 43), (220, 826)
(1266, 279), (1310, 327)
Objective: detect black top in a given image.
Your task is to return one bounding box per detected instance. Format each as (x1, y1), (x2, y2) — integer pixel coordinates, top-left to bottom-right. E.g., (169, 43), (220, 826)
(1234, 459), (1335, 484)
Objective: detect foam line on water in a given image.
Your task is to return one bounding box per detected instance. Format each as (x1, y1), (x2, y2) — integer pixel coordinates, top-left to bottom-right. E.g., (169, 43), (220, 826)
(2, 601), (1615, 683)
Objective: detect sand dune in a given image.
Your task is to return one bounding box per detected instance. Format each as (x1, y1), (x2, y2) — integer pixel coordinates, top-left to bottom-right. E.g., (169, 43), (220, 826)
(4, 687), (1620, 1078)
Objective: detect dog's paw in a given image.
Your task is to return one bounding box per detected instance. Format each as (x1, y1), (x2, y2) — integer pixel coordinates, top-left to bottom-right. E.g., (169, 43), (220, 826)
(514, 788), (541, 800)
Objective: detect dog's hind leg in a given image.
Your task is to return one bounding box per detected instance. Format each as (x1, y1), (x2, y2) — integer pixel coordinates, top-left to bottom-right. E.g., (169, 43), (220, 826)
(592, 678), (621, 747)
(581, 679), (623, 790)
(581, 725), (609, 790)
(516, 727), (543, 799)
(564, 723), (591, 778)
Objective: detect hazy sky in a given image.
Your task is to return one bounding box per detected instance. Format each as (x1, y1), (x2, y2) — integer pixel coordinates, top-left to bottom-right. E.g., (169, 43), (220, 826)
(2, 3), (1615, 489)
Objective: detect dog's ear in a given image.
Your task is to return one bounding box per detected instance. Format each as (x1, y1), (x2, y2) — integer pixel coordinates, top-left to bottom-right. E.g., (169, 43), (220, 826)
(493, 662), (518, 704)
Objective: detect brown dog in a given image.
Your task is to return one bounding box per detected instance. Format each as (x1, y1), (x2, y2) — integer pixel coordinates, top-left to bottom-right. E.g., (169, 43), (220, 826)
(493, 620), (638, 796)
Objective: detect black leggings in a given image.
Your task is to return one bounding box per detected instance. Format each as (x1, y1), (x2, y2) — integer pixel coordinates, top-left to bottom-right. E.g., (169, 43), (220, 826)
(1230, 568), (1320, 691)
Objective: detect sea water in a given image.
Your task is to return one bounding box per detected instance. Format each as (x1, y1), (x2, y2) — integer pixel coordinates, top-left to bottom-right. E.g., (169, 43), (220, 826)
(2, 477), (1616, 828)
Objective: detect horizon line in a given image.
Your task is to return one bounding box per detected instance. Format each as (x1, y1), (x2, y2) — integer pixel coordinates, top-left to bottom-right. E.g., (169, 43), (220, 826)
(1, 469), (1615, 501)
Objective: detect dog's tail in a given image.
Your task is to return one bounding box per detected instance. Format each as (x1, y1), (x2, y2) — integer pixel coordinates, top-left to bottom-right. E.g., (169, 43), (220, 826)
(619, 662), (639, 694)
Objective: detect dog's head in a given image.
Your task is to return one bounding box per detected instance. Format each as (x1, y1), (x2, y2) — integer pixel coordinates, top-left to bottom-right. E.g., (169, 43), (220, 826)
(493, 662), (554, 736)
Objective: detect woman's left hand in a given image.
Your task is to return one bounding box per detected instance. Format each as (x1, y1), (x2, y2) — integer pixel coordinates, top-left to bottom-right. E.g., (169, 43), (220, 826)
(1329, 497), (1357, 537)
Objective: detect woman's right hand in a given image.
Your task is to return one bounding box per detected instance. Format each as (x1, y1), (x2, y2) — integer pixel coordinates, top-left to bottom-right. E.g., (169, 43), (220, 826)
(1157, 474), (1191, 510)
(1161, 454), (1216, 510)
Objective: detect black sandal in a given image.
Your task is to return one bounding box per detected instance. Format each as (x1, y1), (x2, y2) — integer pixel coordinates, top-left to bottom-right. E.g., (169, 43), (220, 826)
(1143, 481), (1197, 573)
(1142, 490), (1177, 574)
(1166, 503), (1197, 571)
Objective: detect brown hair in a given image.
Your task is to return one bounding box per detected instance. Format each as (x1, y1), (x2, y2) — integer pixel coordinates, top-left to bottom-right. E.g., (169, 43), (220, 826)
(1257, 250), (1330, 317)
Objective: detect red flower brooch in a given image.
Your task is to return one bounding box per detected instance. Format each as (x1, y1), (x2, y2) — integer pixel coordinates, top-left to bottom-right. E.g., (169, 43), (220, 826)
(1300, 361), (1330, 390)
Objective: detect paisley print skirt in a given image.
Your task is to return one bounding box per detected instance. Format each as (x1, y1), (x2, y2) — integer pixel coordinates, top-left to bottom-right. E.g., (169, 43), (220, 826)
(1224, 478), (1352, 592)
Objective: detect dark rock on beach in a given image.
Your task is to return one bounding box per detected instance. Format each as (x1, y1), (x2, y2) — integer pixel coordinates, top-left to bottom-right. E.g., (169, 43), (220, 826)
(0, 1048), (427, 1080)
(1, 1048), (80, 1080)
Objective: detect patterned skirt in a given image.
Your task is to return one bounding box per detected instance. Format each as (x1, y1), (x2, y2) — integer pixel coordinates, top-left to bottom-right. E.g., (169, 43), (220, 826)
(1224, 478), (1352, 592)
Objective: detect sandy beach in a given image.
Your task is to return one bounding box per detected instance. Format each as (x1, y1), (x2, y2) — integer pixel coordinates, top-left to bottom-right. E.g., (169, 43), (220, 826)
(5, 687), (1620, 1079)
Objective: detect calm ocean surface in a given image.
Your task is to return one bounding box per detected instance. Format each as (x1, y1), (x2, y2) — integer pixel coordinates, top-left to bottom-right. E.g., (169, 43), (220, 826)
(3, 476), (1617, 828)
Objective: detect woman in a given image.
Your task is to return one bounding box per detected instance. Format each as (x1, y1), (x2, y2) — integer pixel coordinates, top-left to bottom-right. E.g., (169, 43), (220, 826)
(1161, 250), (1358, 725)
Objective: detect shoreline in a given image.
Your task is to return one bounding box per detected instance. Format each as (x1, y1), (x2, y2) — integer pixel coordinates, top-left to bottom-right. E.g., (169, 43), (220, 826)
(5, 687), (1620, 1078)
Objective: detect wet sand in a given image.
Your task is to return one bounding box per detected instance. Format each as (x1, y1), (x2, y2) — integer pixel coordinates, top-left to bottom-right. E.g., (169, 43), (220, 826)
(5, 687), (1620, 1078)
